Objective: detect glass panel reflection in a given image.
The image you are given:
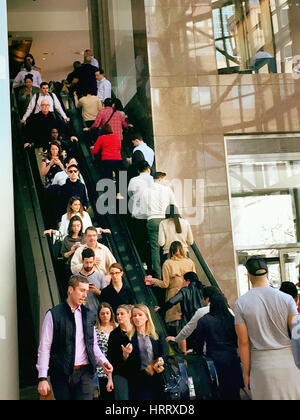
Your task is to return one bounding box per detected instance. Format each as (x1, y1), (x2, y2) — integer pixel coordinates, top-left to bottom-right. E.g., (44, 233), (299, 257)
(211, 0), (297, 75)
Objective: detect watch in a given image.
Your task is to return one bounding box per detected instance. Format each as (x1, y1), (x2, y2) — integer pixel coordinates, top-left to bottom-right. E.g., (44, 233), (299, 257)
(38, 377), (47, 382)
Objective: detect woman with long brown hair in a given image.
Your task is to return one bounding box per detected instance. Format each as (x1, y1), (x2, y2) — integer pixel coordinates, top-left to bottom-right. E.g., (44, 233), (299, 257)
(40, 141), (65, 187)
(146, 241), (196, 336)
(95, 302), (117, 400)
(158, 204), (194, 262)
(44, 196), (110, 239)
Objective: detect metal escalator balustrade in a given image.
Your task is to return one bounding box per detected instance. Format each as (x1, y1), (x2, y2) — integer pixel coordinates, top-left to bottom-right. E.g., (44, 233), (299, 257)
(12, 110), (60, 347)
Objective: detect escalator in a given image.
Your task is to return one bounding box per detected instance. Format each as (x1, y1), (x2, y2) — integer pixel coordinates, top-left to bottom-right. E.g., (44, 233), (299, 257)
(71, 117), (224, 399)
(13, 86), (224, 398)
(11, 110), (61, 388)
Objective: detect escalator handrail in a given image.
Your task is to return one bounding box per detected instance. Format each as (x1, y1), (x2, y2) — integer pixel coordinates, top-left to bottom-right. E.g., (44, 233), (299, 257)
(12, 110), (60, 335)
(191, 243), (221, 291)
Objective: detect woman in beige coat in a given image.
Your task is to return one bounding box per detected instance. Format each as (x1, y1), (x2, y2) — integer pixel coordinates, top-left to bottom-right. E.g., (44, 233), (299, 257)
(147, 241), (196, 336)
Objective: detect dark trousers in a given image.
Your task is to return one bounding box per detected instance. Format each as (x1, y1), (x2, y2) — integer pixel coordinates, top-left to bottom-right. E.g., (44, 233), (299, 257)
(100, 159), (124, 194)
(50, 365), (95, 400)
(129, 371), (164, 400)
(98, 376), (114, 401)
(127, 217), (152, 273)
(113, 374), (129, 400)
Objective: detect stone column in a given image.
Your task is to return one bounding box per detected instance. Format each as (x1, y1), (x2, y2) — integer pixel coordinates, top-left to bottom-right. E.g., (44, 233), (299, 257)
(0, 0), (19, 400)
(144, 0), (239, 303)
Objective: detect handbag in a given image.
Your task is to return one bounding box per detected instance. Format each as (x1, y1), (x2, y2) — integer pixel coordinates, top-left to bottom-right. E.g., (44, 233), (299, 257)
(163, 361), (190, 400)
(89, 108), (117, 142)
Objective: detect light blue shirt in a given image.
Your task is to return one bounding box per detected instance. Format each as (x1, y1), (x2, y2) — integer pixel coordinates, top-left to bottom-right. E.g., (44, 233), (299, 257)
(97, 77), (112, 102)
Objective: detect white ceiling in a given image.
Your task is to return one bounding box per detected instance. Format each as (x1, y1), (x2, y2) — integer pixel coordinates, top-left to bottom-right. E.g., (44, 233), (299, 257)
(7, 0), (87, 13)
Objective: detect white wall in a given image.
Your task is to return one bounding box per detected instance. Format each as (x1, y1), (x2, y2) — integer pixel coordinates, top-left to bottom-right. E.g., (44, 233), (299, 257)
(7, 10), (89, 32)
(7, 5), (91, 82)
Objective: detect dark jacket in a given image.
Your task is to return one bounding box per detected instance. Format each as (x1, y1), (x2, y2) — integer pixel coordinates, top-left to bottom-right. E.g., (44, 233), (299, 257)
(73, 63), (98, 97)
(59, 178), (88, 217)
(49, 301), (97, 377)
(99, 283), (135, 315)
(126, 331), (165, 374)
(158, 282), (204, 326)
(194, 313), (244, 396)
(107, 326), (131, 378)
(126, 331), (166, 400)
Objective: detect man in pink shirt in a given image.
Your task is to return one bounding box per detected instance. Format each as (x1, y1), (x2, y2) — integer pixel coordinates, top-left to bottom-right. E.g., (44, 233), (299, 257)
(37, 275), (113, 400)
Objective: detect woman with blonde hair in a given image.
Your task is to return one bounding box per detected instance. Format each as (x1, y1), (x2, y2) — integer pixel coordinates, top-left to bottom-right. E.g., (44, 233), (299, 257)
(124, 304), (165, 400)
(95, 302), (117, 400)
(146, 241), (196, 336)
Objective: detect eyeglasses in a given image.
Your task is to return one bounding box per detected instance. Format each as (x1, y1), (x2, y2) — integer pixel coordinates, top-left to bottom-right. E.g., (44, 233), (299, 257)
(109, 271), (122, 275)
(68, 170), (78, 174)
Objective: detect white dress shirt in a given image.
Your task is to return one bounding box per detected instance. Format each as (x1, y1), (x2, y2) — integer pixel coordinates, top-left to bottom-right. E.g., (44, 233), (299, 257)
(22, 92), (67, 121)
(133, 142), (154, 167)
(13, 69), (42, 88)
(97, 77), (112, 102)
(140, 181), (177, 220)
(128, 173), (154, 219)
(91, 56), (99, 68)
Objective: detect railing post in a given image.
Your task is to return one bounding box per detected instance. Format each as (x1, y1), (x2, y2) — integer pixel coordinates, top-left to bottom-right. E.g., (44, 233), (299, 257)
(0, 0), (19, 400)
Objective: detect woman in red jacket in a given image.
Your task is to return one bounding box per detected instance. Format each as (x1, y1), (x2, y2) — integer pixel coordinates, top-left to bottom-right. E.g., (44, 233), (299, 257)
(91, 123), (124, 199)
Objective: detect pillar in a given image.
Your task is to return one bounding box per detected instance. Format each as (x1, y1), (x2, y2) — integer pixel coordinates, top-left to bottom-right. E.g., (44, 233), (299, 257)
(0, 0), (19, 400)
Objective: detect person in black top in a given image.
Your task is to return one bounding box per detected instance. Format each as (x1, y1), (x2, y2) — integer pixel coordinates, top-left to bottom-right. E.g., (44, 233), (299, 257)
(99, 263), (135, 315)
(72, 55), (98, 97)
(124, 304), (165, 400)
(155, 271), (204, 353)
(194, 293), (244, 400)
(59, 164), (88, 219)
(23, 99), (76, 150)
(106, 304), (133, 400)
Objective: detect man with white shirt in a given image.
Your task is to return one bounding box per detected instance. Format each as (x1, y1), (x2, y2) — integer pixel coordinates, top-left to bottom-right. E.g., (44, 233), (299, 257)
(131, 134), (154, 168)
(128, 160), (154, 219)
(95, 69), (112, 103)
(127, 160), (154, 272)
(140, 172), (177, 278)
(21, 82), (69, 124)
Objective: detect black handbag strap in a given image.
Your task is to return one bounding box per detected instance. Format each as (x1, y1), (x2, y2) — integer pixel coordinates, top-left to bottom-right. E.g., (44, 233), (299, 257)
(103, 107), (116, 126)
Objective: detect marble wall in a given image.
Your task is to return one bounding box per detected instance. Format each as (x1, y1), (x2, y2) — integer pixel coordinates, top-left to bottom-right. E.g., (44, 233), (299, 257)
(144, 0), (300, 304)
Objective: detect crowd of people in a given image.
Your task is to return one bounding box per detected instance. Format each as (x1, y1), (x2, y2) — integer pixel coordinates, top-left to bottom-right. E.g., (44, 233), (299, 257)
(13, 51), (300, 401)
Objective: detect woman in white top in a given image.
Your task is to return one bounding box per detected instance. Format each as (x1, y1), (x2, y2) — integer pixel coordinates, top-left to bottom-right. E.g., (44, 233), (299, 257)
(158, 204), (193, 261)
(44, 196), (111, 239)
